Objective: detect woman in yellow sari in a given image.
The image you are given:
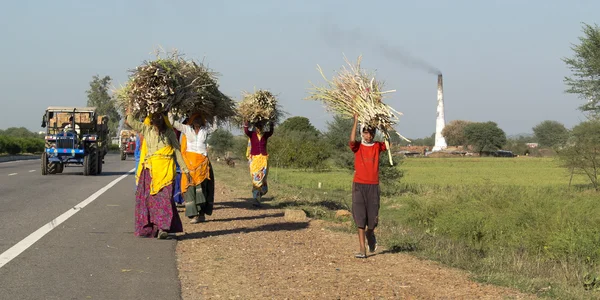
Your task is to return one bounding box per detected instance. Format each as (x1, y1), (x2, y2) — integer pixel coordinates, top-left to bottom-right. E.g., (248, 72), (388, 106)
(126, 111), (190, 239)
(170, 113), (217, 224)
(243, 120), (274, 207)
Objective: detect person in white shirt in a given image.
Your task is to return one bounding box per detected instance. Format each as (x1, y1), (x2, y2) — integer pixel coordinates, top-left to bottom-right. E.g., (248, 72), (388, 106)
(63, 116), (81, 135)
(170, 112), (218, 224)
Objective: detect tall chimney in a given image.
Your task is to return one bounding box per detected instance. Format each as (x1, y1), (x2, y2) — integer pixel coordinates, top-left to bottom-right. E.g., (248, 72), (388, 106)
(432, 74), (447, 152)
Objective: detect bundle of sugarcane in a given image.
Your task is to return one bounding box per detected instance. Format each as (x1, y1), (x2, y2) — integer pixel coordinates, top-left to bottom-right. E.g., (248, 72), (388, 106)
(173, 60), (237, 125)
(306, 55), (410, 165)
(235, 89), (283, 126)
(115, 50), (236, 124)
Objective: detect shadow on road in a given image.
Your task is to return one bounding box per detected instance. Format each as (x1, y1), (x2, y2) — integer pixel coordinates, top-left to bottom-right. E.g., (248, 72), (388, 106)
(208, 212), (284, 223)
(177, 221), (309, 241)
(214, 198), (279, 211)
(370, 244), (418, 257)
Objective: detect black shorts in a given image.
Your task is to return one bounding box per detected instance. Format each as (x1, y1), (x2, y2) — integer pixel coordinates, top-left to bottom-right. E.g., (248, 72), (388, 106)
(351, 182), (380, 229)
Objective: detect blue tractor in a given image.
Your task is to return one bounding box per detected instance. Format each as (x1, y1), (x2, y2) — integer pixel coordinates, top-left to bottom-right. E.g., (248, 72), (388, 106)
(40, 106), (110, 176)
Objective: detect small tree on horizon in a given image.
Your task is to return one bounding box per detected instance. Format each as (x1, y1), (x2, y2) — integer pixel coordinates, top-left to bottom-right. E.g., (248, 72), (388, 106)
(463, 122), (507, 155)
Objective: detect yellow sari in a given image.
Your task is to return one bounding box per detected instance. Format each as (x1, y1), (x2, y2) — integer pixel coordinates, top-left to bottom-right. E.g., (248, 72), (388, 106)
(135, 115), (177, 195)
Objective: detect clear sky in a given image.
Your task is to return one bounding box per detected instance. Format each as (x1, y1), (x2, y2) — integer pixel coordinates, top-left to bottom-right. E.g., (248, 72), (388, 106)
(0, 0), (597, 138)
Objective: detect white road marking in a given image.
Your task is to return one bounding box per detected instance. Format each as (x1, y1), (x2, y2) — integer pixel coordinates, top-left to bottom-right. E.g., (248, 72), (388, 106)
(29, 170), (35, 173)
(0, 168), (135, 269)
(8, 173), (17, 176)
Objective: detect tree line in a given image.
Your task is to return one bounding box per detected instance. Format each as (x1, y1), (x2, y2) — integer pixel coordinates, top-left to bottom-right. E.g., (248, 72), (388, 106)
(0, 127), (45, 155)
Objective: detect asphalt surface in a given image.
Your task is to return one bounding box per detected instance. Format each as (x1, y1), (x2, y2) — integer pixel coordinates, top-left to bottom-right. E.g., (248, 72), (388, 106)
(0, 154), (182, 300)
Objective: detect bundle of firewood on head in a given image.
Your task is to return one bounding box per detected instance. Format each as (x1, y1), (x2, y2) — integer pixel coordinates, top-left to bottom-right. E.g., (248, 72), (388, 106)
(235, 89), (284, 130)
(115, 50), (236, 126)
(306, 55), (410, 165)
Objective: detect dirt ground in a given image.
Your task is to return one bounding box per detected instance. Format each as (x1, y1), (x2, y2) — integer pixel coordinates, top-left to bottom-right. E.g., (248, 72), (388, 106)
(175, 181), (535, 299)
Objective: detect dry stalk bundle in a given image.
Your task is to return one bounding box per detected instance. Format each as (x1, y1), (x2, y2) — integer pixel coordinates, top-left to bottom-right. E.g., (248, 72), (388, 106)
(235, 89), (283, 126)
(114, 49), (236, 125)
(306, 55), (410, 165)
(306, 55), (410, 143)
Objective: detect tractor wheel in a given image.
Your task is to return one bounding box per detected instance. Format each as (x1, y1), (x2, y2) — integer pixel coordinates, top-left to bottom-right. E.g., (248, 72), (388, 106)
(84, 145), (99, 176)
(83, 154), (90, 176)
(90, 145), (99, 175)
(97, 152), (103, 175)
(120, 150), (126, 160)
(47, 162), (58, 174)
(56, 163), (64, 174)
(41, 152), (48, 175)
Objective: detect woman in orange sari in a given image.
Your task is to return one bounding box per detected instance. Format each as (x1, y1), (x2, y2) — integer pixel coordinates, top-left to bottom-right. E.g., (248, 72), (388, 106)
(170, 113), (217, 224)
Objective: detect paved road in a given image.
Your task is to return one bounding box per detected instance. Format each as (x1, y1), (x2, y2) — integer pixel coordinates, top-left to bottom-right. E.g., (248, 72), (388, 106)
(0, 155), (181, 300)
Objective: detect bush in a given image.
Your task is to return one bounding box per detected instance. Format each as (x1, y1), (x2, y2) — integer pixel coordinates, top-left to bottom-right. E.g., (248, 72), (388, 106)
(207, 128), (235, 157)
(3, 137), (22, 155)
(269, 131), (331, 170)
(0, 136), (6, 153)
(231, 136), (250, 160)
(20, 137), (44, 153)
(379, 154), (404, 195)
(109, 144), (120, 151)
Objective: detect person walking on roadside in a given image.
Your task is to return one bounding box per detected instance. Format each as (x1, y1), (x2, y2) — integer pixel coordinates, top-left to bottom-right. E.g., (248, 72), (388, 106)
(126, 109), (190, 239)
(170, 113), (217, 224)
(172, 126), (185, 207)
(243, 120), (273, 207)
(349, 113), (386, 258)
(134, 131), (144, 186)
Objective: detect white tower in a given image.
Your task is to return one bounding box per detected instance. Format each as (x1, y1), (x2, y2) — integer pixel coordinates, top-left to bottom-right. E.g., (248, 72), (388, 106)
(432, 74), (447, 152)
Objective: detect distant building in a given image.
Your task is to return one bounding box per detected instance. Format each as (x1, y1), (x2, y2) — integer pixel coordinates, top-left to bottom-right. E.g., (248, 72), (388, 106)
(526, 143), (539, 148)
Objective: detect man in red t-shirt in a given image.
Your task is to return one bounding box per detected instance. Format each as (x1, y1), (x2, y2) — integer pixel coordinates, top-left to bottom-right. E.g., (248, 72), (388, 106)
(349, 114), (387, 258)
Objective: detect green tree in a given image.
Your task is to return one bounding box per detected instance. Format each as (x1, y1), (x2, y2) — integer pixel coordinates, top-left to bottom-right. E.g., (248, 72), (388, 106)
(504, 134), (535, 156)
(323, 115), (355, 169)
(1, 127), (40, 138)
(232, 135), (250, 160)
(269, 131), (331, 170)
(442, 120), (472, 146)
(277, 116), (320, 136)
(409, 133), (435, 147)
(532, 120), (569, 148)
(207, 128), (234, 157)
(558, 120), (600, 190)
(463, 122), (507, 155)
(325, 115), (353, 150)
(86, 75), (121, 135)
(1, 136), (22, 155)
(563, 23), (600, 113)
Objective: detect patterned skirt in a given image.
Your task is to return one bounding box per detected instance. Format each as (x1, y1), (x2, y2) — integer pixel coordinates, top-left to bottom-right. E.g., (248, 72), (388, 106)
(249, 154), (269, 197)
(134, 168), (183, 238)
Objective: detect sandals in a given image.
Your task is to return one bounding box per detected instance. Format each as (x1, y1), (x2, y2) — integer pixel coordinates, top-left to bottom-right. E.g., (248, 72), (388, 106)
(354, 252), (367, 259)
(157, 230), (169, 240)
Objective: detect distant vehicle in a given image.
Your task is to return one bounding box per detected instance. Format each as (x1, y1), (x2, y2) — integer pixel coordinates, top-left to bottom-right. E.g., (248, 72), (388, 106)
(40, 106), (110, 175)
(494, 150), (517, 157)
(119, 129), (137, 160)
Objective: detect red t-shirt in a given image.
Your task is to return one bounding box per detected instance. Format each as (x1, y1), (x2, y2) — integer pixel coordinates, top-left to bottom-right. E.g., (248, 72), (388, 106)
(349, 141), (387, 184)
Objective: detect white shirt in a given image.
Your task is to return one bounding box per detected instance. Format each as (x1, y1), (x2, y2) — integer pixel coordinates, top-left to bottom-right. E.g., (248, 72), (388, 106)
(64, 123), (81, 135)
(171, 117), (217, 156)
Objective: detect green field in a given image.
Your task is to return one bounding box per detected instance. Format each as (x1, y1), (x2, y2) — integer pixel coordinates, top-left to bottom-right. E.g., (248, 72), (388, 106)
(214, 156), (600, 299)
